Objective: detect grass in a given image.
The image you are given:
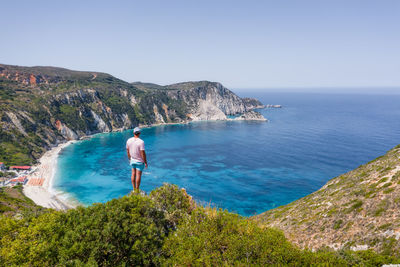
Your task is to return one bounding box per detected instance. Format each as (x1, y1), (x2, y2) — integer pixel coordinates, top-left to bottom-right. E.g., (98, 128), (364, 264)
(347, 200), (363, 213)
(333, 219), (343, 230)
(373, 208), (386, 217)
(377, 177), (389, 184)
(381, 182), (392, 188)
(377, 223), (392, 230)
(383, 188), (395, 194)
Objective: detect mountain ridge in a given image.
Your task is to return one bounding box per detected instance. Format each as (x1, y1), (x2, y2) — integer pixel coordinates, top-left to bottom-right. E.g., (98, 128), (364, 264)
(0, 63), (266, 165)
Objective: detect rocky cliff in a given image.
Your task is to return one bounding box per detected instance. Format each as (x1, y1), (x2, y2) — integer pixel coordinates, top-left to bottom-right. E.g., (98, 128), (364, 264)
(137, 81), (264, 122)
(242, 97), (265, 109)
(253, 144), (400, 255)
(0, 64), (266, 165)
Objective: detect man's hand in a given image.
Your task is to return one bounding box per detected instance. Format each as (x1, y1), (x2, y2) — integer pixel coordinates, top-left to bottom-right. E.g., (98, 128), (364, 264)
(127, 149), (131, 161)
(141, 150), (148, 169)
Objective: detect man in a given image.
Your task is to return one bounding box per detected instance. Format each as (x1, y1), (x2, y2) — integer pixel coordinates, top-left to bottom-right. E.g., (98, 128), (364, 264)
(126, 127), (148, 191)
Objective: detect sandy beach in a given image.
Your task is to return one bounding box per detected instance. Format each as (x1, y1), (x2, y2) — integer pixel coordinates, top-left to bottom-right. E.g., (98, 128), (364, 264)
(23, 140), (77, 210)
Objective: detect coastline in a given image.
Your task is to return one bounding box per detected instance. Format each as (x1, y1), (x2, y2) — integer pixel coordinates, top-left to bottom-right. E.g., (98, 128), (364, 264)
(22, 123), (182, 210)
(23, 113), (268, 211)
(23, 140), (78, 210)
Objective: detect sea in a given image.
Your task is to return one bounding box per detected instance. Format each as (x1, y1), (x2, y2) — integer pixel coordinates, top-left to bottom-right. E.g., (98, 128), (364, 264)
(53, 92), (400, 216)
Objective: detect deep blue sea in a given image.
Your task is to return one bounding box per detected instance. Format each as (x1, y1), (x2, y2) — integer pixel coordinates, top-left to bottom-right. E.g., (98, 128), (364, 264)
(54, 92), (400, 216)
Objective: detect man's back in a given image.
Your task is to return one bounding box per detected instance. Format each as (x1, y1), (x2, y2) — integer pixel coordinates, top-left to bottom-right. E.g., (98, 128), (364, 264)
(127, 127), (147, 191)
(126, 137), (145, 163)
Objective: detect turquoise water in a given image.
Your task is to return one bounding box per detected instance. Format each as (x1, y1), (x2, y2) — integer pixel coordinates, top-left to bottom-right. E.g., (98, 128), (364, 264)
(54, 92), (400, 216)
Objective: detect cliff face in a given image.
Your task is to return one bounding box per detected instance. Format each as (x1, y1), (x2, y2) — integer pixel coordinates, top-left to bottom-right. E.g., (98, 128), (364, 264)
(164, 81), (257, 121)
(253, 145), (400, 255)
(166, 81), (246, 118)
(242, 97), (265, 109)
(0, 64), (266, 165)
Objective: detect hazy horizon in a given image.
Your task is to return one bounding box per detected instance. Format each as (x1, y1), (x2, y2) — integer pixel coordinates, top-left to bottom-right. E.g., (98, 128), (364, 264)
(233, 86), (400, 95)
(1, 0), (399, 93)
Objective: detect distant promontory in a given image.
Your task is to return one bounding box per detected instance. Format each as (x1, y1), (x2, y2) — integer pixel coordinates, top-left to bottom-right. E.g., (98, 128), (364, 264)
(0, 63), (266, 165)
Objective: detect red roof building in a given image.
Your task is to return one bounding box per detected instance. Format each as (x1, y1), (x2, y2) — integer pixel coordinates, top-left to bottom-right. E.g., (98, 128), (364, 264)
(10, 166), (31, 170)
(9, 176), (27, 184)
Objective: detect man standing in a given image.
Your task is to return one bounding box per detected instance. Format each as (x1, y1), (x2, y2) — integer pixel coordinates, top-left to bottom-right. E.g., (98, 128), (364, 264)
(126, 127), (148, 191)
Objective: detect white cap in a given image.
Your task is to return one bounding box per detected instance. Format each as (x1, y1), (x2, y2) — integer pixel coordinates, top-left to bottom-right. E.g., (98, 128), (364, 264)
(133, 127), (141, 134)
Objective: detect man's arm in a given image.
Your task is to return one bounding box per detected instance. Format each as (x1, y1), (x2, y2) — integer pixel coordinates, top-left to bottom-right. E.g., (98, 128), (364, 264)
(140, 150), (148, 168)
(127, 149), (131, 161)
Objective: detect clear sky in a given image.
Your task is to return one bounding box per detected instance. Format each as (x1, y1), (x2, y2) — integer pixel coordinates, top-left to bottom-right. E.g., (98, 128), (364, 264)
(1, 0), (399, 92)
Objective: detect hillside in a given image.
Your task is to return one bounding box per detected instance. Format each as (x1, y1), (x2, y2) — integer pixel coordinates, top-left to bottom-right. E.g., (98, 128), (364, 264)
(1, 184), (399, 266)
(253, 144), (400, 255)
(0, 185), (44, 217)
(0, 63), (265, 165)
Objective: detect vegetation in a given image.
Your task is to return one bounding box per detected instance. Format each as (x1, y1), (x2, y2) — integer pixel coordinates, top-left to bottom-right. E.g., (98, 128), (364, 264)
(0, 184), (399, 266)
(0, 185), (44, 217)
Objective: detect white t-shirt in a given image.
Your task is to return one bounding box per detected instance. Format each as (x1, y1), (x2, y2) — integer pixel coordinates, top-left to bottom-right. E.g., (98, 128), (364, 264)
(126, 137), (145, 163)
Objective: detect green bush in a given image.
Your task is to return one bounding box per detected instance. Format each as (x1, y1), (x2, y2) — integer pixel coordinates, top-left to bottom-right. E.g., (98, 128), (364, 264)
(150, 183), (193, 229)
(162, 208), (308, 265)
(0, 204), (13, 213)
(336, 249), (400, 266)
(0, 194), (167, 266)
(0, 184), (399, 266)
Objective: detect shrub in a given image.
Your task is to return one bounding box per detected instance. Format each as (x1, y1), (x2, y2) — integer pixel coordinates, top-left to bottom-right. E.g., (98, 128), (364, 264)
(150, 183), (193, 230)
(0, 194), (167, 266)
(162, 208), (319, 265)
(1, 184), (399, 266)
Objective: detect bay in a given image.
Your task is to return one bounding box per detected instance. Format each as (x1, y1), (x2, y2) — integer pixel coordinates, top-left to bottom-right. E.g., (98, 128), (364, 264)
(54, 92), (400, 216)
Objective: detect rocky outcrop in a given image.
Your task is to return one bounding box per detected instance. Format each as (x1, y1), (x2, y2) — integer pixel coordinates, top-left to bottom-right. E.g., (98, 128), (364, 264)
(153, 105), (165, 124)
(166, 81), (247, 116)
(266, 104), (282, 108)
(55, 120), (78, 140)
(242, 97), (265, 109)
(5, 112), (27, 136)
(90, 111), (110, 132)
(188, 100), (227, 121)
(233, 111), (267, 121)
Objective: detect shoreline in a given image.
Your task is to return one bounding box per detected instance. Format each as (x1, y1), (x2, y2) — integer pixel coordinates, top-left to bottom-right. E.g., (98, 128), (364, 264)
(23, 114), (269, 211)
(22, 123), (184, 210)
(23, 140), (78, 210)
(22, 121), (201, 210)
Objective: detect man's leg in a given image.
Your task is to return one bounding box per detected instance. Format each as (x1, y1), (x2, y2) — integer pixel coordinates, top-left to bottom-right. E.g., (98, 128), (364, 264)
(131, 168), (136, 190)
(135, 170), (142, 190)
